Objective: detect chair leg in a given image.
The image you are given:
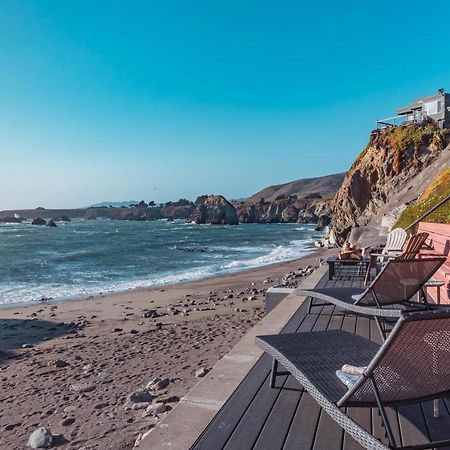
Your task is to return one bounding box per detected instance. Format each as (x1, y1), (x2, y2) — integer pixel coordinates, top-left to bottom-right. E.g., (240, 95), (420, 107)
(371, 378), (397, 449)
(420, 287), (432, 310)
(270, 359), (278, 388)
(374, 316), (387, 342)
(269, 358), (289, 388)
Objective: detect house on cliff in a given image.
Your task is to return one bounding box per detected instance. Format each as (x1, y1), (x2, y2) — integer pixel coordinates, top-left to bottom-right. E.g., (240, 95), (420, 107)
(377, 89), (450, 129)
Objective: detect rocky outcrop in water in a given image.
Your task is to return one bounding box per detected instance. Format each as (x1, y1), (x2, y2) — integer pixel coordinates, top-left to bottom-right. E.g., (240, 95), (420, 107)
(331, 121), (450, 243)
(0, 216), (21, 223)
(190, 195), (239, 225)
(32, 217), (46, 226)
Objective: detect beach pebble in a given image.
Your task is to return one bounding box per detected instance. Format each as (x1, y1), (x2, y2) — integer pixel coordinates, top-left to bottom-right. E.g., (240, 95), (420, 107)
(195, 367), (210, 378)
(142, 309), (159, 319)
(69, 383), (96, 394)
(127, 389), (154, 404)
(144, 402), (166, 416)
(63, 405), (77, 414)
(48, 359), (69, 368)
(61, 417), (75, 426)
(147, 377), (170, 390)
(27, 427), (53, 449)
(93, 401), (109, 409)
(131, 402), (151, 410)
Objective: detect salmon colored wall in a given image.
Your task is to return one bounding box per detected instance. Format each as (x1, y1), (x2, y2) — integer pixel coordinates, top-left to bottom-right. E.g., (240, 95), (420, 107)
(418, 222), (450, 304)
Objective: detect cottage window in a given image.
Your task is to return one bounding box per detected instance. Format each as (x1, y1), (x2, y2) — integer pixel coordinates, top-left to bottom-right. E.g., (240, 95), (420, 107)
(424, 100), (441, 115)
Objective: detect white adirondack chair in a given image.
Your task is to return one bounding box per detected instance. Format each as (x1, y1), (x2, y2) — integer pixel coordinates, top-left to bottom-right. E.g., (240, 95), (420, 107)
(381, 227), (407, 259)
(364, 227), (408, 284)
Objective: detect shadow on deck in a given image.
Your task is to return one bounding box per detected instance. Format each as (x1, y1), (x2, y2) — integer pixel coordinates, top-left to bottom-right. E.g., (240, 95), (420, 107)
(191, 271), (450, 450)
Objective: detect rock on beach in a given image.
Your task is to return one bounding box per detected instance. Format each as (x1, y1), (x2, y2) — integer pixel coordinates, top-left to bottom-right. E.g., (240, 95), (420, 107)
(27, 427), (53, 449)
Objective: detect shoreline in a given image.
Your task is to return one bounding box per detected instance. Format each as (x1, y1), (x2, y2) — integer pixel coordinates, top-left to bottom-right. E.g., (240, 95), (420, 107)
(0, 246), (335, 450)
(0, 242), (318, 311)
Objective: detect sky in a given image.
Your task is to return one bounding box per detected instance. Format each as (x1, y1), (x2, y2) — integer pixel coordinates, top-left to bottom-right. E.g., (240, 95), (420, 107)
(1, 1), (450, 209)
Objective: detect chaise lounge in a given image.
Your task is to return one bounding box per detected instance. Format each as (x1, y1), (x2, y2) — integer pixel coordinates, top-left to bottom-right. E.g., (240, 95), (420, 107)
(256, 309), (450, 450)
(297, 257), (446, 338)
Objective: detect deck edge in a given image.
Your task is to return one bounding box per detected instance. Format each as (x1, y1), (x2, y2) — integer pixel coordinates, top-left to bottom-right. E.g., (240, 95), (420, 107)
(137, 264), (327, 450)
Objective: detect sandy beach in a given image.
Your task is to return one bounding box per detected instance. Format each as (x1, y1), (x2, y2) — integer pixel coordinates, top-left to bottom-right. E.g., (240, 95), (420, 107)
(0, 247), (334, 450)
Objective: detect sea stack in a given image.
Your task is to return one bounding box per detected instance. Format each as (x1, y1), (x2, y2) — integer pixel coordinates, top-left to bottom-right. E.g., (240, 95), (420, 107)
(31, 217), (46, 226)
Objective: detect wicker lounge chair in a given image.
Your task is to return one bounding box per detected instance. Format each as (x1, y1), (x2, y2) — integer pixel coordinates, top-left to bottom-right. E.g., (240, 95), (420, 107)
(297, 257), (446, 338)
(256, 310), (450, 450)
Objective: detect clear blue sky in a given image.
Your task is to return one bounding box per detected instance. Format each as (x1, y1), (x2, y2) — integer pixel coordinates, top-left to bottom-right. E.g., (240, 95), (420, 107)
(1, 0), (450, 209)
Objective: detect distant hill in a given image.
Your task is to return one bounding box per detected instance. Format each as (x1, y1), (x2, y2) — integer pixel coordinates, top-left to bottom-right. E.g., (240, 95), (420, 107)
(246, 172), (346, 202)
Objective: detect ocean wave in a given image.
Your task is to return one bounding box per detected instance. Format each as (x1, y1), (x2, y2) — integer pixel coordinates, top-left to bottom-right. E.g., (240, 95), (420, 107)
(0, 221), (315, 307)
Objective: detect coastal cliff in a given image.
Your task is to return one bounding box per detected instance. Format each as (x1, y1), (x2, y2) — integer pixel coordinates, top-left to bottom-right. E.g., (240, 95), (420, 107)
(233, 172), (343, 225)
(331, 121), (450, 243)
(234, 194), (333, 226)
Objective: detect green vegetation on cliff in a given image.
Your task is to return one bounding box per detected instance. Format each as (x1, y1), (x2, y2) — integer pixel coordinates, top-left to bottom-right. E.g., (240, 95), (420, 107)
(384, 122), (449, 173)
(394, 168), (450, 229)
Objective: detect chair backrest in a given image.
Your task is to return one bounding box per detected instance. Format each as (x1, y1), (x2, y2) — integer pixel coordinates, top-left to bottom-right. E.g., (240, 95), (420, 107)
(341, 310), (450, 406)
(356, 257), (445, 307)
(400, 232), (429, 260)
(384, 228), (407, 255)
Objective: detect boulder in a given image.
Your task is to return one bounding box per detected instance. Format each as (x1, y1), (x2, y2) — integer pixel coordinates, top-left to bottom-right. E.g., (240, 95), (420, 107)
(144, 402), (167, 416)
(46, 220), (57, 227)
(146, 377), (170, 390)
(32, 217), (46, 226)
(127, 389), (153, 404)
(27, 427), (53, 449)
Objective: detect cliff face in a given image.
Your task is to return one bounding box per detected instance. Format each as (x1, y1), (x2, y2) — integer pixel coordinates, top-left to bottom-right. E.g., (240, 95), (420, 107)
(234, 195), (333, 226)
(189, 195), (239, 225)
(331, 121), (450, 243)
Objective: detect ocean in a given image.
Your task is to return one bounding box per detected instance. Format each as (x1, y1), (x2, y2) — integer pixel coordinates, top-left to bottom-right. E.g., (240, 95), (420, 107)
(0, 219), (318, 306)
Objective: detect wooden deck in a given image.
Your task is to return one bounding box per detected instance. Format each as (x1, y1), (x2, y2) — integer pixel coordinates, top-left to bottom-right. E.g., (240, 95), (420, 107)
(191, 270), (450, 450)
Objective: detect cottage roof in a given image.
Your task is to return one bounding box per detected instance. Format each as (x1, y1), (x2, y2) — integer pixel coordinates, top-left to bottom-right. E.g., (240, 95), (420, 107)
(396, 93), (443, 115)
